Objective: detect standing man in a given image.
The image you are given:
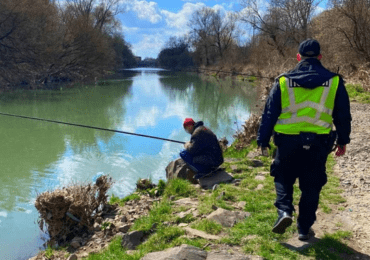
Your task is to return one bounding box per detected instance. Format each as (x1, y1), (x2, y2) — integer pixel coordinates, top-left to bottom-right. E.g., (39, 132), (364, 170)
(180, 118), (224, 179)
(257, 39), (351, 240)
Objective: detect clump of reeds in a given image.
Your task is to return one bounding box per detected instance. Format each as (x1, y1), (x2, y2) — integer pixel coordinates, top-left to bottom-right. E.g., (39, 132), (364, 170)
(35, 175), (113, 246)
(233, 114), (261, 150)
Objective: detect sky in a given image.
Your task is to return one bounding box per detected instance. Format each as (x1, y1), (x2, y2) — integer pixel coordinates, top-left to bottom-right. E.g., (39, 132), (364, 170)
(118, 0), (329, 59)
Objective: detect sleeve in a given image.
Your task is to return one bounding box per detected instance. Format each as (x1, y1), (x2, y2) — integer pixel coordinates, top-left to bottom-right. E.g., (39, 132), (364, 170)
(332, 77), (352, 145)
(257, 81), (282, 148)
(186, 131), (206, 155)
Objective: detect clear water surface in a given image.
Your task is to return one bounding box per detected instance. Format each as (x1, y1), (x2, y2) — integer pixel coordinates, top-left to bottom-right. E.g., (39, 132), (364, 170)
(0, 68), (258, 259)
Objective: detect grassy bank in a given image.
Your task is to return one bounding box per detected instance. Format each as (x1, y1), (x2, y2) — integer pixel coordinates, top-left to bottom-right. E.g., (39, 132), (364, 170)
(50, 140), (352, 260)
(346, 83), (370, 103)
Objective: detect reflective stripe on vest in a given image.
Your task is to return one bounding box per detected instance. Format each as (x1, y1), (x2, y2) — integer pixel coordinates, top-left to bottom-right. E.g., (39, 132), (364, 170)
(274, 75), (339, 135)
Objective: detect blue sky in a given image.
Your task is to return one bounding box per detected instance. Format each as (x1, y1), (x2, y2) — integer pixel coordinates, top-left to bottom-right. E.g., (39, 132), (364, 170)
(118, 0), (328, 59)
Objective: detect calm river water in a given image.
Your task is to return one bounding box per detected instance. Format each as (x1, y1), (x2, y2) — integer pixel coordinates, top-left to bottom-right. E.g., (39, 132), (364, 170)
(0, 68), (258, 259)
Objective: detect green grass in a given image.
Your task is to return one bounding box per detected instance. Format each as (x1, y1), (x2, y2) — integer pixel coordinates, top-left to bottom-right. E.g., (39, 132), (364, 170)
(346, 83), (370, 103)
(190, 219), (223, 235)
(63, 140), (353, 260)
(109, 193), (140, 207)
(162, 178), (196, 199)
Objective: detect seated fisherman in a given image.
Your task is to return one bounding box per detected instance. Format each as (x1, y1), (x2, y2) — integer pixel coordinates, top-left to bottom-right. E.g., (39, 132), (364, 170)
(180, 118), (224, 179)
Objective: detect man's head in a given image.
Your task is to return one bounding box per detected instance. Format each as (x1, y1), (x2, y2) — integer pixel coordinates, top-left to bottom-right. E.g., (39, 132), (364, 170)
(183, 118), (195, 134)
(297, 39), (322, 61)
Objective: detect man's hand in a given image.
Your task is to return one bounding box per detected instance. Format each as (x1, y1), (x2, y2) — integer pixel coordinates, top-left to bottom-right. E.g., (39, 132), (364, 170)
(335, 145), (346, 157)
(184, 142), (191, 149)
(261, 147), (269, 157)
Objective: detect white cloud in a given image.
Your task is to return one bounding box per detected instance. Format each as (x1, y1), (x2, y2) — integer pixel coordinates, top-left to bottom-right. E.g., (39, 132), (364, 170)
(121, 25), (140, 33)
(132, 33), (168, 58)
(161, 2), (205, 30)
(0, 211), (7, 218)
(128, 0), (162, 23)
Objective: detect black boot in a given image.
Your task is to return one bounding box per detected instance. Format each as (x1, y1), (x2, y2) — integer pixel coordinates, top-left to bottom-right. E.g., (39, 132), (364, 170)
(272, 209), (293, 234)
(297, 224), (315, 241)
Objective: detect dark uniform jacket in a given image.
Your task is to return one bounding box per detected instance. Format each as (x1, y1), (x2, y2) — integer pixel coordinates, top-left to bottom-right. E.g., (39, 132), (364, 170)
(257, 58), (352, 148)
(186, 121), (224, 167)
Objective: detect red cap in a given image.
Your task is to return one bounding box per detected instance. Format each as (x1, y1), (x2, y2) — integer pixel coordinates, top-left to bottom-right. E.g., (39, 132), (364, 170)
(183, 118), (195, 128)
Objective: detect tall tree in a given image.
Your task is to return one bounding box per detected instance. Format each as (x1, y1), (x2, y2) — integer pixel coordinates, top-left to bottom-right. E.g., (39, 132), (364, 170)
(239, 0), (321, 57)
(330, 0), (370, 62)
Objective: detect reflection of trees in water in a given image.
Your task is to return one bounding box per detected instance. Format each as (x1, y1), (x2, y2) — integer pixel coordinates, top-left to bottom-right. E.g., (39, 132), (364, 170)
(159, 73), (258, 130)
(0, 81), (133, 211)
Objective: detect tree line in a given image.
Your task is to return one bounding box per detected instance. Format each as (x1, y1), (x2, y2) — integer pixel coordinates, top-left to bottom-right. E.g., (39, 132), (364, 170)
(158, 0), (370, 76)
(0, 0), (137, 89)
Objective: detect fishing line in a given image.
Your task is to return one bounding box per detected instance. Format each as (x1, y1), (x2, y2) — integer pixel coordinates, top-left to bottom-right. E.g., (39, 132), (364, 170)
(0, 112), (186, 144)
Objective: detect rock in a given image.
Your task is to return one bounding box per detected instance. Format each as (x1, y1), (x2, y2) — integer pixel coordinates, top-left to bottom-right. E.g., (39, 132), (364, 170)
(251, 160), (264, 167)
(178, 223), (188, 227)
(120, 215), (128, 223)
(224, 158), (242, 163)
(174, 198), (199, 207)
(95, 216), (103, 224)
(93, 223), (100, 231)
(255, 175), (265, 181)
(79, 252), (89, 258)
(121, 230), (144, 250)
(184, 227), (221, 240)
(166, 158), (198, 184)
(70, 237), (82, 249)
(67, 254), (77, 260)
(192, 210), (199, 217)
(177, 210), (192, 219)
(141, 244), (207, 260)
(230, 165), (242, 173)
(117, 224), (131, 233)
(207, 208), (250, 227)
(237, 201), (247, 209)
(254, 184), (264, 191)
(199, 170), (234, 189)
(207, 252), (252, 260)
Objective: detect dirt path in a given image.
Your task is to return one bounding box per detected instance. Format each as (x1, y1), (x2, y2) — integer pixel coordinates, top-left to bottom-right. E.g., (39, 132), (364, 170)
(285, 102), (370, 259)
(330, 102), (370, 257)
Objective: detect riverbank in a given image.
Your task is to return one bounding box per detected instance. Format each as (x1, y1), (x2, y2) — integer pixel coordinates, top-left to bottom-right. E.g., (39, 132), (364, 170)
(29, 100), (370, 260)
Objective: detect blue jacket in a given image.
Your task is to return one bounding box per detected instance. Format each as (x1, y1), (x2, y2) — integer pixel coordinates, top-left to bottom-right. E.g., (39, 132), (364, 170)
(257, 58), (352, 147)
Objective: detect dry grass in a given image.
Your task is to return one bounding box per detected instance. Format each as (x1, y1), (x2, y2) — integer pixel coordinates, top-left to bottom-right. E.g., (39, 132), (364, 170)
(35, 175), (113, 246)
(233, 114), (261, 150)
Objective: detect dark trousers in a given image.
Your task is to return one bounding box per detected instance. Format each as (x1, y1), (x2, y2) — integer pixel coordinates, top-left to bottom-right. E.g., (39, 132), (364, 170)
(271, 134), (329, 233)
(179, 150), (214, 174)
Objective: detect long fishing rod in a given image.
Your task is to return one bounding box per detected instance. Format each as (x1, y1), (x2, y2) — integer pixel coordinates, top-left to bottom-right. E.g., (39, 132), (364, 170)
(0, 112), (186, 144)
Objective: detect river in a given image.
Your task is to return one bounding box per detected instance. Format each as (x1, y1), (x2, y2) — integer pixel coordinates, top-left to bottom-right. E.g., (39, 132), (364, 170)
(0, 68), (258, 259)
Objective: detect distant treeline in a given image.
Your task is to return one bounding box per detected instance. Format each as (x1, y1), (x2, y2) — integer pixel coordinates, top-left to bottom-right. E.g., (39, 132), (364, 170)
(157, 0), (370, 79)
(0, 0), (137, 89)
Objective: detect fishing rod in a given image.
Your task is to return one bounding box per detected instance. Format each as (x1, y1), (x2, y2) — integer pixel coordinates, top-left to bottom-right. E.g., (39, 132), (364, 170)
(0, 112), (186, 145)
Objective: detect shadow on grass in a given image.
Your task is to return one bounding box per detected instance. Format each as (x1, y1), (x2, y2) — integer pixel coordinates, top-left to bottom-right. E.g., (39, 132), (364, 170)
(282, 235), (370, 260)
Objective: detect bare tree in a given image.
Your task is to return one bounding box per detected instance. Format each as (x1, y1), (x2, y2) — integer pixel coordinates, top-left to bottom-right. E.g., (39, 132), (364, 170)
(209, 11), (238, 58)
(330, 0), (370, 62)
(188, 7), (215, 65)
(239, 0), (321, 57)
(189, 7), (238, 65)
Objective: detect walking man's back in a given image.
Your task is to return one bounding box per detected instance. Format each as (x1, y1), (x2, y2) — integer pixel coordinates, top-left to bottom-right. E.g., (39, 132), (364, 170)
(257, 39), (352, 240)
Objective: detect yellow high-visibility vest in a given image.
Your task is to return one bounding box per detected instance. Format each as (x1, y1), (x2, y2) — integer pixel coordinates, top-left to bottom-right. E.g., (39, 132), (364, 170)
(274, 76), (339, 134)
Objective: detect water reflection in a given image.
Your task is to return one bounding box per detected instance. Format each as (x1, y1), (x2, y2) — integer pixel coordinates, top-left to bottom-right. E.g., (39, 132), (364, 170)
(0, 69), (257, 260)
